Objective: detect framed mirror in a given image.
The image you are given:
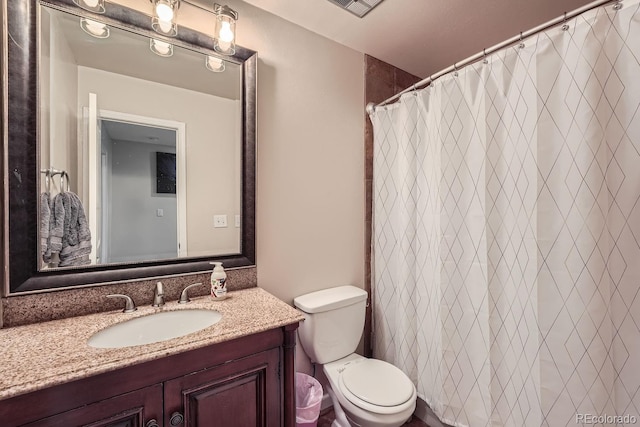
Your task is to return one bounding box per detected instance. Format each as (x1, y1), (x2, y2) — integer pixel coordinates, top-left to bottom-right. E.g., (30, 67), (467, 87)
(4, 0), (256, 294)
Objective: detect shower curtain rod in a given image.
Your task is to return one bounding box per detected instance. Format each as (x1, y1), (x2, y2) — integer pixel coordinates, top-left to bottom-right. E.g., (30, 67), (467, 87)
(367, 0), (620, 112)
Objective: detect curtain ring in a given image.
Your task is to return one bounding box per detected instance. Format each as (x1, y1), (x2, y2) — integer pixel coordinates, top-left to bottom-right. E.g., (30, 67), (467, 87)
(453, 63), (458, 77)
(613, 0), (623, 10)
(561, 12), (570, 31)
(482, 48), (489, 64)
(518, 32), (525, 49)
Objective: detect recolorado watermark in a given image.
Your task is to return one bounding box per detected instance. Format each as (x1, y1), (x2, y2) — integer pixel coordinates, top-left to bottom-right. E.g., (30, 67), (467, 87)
(576, 413), (637, 424)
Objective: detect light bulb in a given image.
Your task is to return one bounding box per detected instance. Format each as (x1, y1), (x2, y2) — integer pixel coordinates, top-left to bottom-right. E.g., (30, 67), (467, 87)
(150, 39), (173, 57)
(155, 2), (174, 22)
(74, 0), (105, 13)
(219, 21), (234, 42)
(216, 40), (231, 53)
(80, 18), (109, 38)
(84, 19), (105, 35)
(206, 56), (225, 72)
(157, 19), (173, 34)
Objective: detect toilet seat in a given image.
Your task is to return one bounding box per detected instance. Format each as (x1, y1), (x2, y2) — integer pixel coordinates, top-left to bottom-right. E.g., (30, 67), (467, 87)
(338, 359), (415, 415)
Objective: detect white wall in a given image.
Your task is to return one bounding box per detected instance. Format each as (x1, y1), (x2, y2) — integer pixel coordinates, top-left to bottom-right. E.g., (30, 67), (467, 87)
(77, 67), (240, 256)
(41, 10), (78, 195)
(252, 24), (366, 303)
(40, 11), (51, 185)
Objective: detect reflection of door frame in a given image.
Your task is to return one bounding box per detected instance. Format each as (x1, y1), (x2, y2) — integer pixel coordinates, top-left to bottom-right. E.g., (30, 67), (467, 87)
(82, 106), (188, 260)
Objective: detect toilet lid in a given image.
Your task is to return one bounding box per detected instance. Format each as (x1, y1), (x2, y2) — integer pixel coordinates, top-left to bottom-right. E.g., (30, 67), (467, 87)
(341, 359), (414, 407)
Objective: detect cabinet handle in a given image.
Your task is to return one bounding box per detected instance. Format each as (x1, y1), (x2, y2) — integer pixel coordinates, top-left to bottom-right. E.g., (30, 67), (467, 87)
(170, 412), (185, 426)
(146, 420), (160, 427)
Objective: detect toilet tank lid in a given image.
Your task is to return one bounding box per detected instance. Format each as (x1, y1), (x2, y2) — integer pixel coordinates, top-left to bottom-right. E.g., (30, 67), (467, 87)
(294, 286), (367, 314)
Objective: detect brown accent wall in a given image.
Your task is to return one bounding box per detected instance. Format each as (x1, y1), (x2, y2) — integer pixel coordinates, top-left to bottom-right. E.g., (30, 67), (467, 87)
(363, 55), (421, 357)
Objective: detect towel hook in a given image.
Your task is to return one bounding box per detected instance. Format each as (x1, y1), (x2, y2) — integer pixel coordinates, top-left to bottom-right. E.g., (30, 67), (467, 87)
(60, 171), (70, 193)
(46, 170), (51, 194)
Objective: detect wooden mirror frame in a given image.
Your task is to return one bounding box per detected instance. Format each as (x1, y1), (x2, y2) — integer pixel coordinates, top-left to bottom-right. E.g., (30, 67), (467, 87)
(2, 0), (256, 294)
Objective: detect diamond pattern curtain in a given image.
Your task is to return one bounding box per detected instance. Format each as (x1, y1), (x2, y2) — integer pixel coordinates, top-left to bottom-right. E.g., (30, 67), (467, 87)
(370, 2), (640, 426)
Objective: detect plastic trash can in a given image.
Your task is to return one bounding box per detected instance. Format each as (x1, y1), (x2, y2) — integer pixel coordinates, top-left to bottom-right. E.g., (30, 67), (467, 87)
(295, 372), (323, 427)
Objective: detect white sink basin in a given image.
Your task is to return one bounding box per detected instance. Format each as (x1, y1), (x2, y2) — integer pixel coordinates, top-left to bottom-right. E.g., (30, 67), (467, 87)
(88, 309), (222, 348)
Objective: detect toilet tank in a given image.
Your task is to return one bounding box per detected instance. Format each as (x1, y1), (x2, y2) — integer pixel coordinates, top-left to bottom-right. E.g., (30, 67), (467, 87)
(293, 285), (368, 364)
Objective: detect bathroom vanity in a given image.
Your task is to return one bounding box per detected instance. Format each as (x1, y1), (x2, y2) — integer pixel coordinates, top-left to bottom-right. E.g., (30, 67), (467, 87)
(0, 288), (303, 426)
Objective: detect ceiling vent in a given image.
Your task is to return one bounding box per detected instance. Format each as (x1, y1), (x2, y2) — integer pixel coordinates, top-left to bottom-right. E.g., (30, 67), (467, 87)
(326, 0), (384, 18)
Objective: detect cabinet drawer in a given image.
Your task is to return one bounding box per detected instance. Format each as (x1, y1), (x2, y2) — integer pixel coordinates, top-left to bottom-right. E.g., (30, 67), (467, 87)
(22, 384), (163, 427)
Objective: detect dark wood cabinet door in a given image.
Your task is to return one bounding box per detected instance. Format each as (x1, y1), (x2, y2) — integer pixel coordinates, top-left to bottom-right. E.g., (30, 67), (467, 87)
(164, 349), (281, 427)
(22, 384), (163, 427)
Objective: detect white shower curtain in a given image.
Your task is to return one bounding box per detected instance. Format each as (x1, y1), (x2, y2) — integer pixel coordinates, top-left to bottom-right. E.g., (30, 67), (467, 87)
(371, 2), (640, 426)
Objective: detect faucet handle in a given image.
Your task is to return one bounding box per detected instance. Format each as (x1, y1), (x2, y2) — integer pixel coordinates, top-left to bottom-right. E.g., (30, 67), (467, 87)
(106, 294), (137, 313)
(179, 282), (204, 304)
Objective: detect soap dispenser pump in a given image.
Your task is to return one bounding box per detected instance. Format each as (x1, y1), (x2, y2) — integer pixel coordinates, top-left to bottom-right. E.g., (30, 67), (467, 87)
(210, 262), (227, 300)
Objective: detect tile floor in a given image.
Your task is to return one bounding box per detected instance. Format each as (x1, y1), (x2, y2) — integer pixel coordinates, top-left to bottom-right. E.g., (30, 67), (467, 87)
(317, 408), (429, 427)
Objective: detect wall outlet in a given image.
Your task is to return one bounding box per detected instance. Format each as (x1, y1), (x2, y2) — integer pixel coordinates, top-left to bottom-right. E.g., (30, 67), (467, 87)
(235, 215), (241, 228)
(214, 214), (228, 228)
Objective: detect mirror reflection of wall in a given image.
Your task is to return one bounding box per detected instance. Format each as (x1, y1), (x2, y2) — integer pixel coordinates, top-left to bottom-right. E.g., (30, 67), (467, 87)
(39, 4), (243, 269)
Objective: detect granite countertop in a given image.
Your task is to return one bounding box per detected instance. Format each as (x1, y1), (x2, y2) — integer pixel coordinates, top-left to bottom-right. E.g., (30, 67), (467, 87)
(0, 287), (304, 400)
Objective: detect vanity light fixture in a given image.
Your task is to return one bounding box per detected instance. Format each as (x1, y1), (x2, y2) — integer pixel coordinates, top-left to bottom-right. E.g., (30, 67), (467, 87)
(213, 3), (237, 56)
(151, 0), (180, 37)
(150, 38), (174, 57)
(205, 55), (225, 72)
(80, 18), (110, 38)
(73, 0), (105, 13)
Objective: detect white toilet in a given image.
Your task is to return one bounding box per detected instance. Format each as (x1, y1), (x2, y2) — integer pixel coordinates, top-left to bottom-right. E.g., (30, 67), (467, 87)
(294, 286), (416, 427)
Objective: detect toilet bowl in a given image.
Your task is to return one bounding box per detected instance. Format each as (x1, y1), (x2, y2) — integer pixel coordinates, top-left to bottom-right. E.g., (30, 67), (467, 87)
(294, 286), (417, 427)
(323, 354), (416, 427)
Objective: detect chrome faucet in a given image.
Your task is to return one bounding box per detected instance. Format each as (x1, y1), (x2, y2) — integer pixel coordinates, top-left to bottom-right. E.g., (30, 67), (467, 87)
(152, 281), (165, 307)
(179, 282), (204, 304)
(106, 294), (137, 313)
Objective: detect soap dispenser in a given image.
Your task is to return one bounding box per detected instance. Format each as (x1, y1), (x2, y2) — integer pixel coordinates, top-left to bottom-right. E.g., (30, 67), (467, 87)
(210, 262), (227, 300)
